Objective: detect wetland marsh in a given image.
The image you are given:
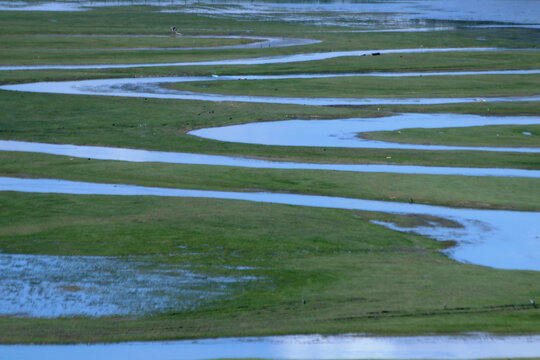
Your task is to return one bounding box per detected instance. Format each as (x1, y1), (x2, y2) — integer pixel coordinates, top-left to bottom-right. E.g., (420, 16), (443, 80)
(0, 0), (539, 358)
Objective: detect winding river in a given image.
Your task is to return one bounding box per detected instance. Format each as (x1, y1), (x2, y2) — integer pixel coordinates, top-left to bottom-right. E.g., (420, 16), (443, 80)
(4, 69), (540, 107)
(2, 139), (540, 177)
(2, 333), (540, 360)
(1, 44), (539, 272)
(1, 47), (538, 71)
(1, 7), (540, 355)
(1, 176), (539, 271)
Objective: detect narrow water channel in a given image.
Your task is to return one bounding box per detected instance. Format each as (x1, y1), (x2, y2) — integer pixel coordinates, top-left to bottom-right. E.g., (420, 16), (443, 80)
(2, 139), (540, 177)
(189, 113), (540, 152)
(1, 4), (539, 353)
(2, 334), (540, 360)
(4, 70), (540, 107)
(1, 176), (539, 272)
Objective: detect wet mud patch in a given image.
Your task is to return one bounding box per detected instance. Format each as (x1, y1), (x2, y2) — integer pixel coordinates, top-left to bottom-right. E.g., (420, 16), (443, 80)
(0, 253), (257, 318)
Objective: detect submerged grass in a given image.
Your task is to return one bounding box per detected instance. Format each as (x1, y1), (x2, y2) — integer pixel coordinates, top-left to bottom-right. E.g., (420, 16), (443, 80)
(0, 151), (539, 211)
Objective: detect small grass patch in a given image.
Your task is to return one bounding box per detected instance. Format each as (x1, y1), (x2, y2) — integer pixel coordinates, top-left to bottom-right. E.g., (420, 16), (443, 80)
(0, 192), (539, 343)
(166, 74), (540, 99)
(360, 124), (540, 148)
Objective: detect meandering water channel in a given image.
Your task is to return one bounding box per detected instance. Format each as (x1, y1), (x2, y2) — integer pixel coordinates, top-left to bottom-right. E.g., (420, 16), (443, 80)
(1, 176), (539, 272)
(4, 69), (540, 107)
(1, 47), (537, 71)
(2, 139), (540, 177)
(1, 9), (540, 355)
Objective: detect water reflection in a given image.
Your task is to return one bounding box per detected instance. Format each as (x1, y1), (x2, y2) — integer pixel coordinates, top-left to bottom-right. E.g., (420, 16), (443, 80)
(0, 253), (254, 317)
(190, 113), (540, 152)
(2, 0), (539, 26)
(2, 334), (540, 359)
(1, 176), (539, 271)
(2, 139), (540, 177)
(3, 69), (540, 111)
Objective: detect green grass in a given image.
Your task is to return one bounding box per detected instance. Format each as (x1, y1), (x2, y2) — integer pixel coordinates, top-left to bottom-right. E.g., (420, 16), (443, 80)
(1, 151), (539, 211)
(1, 91), (539, 170)
(0, 192), (539, 344)
(3, 51), (540, 85)
(0, 4), (539, 344)
(0, 35), (258, 65)
(361, 125), (540, 148)
(167, 74), (540, 99)
(0, 8), (538, 67)
(0, 34), (255, 50)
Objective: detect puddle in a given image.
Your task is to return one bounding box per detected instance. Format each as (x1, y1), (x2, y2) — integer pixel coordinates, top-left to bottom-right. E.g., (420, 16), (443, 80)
(1, 176), (539, 272)
(3, 333), (540, 359)
(0, 252), (256, 318)
(2, 139), (540, 177)
(190, 113), (540, 152)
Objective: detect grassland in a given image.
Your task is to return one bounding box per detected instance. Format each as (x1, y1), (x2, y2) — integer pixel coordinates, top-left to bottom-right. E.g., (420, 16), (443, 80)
(361, 124), (540, 148)
(1, 151), (539, 211)
(167, 74), (540, 99)
(1, 192), (539, 344)
(0, 4), (539, 344)
(1, 91), (539, 169)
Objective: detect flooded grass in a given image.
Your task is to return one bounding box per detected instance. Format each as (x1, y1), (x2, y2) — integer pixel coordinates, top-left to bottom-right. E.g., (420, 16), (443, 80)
(0, 253), (254, 317)
(0, 192), (540, 343)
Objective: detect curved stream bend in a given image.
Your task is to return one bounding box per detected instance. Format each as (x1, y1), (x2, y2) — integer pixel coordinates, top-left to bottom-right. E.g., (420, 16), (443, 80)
(1, 176), (539, 272)
(3, 70), (540, 108)
(41, 35), (321, 51)
(190, 112), (540, 152)
(0, 47), (533, 71)
(2, 140), (540, 177)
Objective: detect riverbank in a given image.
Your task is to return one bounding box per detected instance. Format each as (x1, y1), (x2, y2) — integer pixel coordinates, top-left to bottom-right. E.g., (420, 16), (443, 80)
(0, 2), (538, 346)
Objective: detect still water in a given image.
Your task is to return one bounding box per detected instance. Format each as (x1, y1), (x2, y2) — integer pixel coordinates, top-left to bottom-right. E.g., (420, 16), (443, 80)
(1, 176), (539, 272)
(2, 139), (540, 177)
(2, 334), (540, 359)
(0, 47), (535, 70)
(190, 113), (540, 152)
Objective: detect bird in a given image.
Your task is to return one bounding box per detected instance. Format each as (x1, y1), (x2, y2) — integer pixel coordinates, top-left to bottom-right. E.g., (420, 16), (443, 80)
(170, 26), (181, 36)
